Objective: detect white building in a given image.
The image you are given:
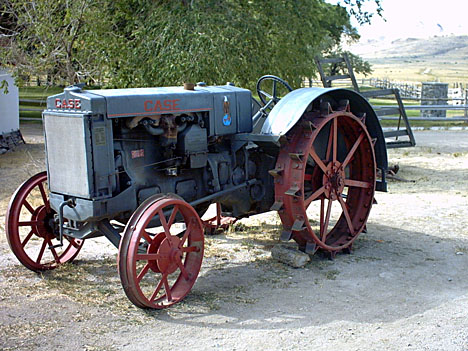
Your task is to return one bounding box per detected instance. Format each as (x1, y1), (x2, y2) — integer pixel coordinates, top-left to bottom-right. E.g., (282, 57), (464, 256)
(0, 69), (22, 153)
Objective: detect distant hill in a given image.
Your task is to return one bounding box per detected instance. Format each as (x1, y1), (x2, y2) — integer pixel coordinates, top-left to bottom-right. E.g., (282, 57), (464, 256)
(349, 35), (468, 64)
(346, 35), (468, 84)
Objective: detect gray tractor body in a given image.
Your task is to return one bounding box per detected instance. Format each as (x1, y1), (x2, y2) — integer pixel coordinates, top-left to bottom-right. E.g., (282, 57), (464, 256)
(43, 83), (387, 241)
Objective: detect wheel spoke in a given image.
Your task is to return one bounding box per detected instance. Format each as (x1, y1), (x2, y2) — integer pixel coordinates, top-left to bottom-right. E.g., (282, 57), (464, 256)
(320, 198), (325, 232)
(65, 236), (81, 248)
(38, 182), (50, 210)
(141, 230), (153, 244)
(342, 132), (365, 168)
(332, 118), (338, 162)
(272, 80), (277, 100)
(181, 246), (199, 253)
(22, 200), (35, 215)
(304, 185), (325, 207)
(163, 276), (172, 302)
(338, 196), (355, 235)
(149, 273), (166, 302)
(136, 253), (160, 261)
(36, 240), (47, 264)
(321, 199), (332, 242)
(166, 205), (179, 228)
(325, 122), (334, 161)
(175, 255), (189, 280)
(18, 221), (38, 227)
(158, 209), (173, 246)
(309, 146), (328, 173)
(21, 230), (34, 248)
(46, 239), (60, 264)
(137, 263), (151, 283)
(178, 220), (193, 248)
(344, 179), (372, 188)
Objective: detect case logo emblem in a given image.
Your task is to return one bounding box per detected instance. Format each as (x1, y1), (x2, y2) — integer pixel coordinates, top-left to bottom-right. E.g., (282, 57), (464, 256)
(55, 98), (81, 109)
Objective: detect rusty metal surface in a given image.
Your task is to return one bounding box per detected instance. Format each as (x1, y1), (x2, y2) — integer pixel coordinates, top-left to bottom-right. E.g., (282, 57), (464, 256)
(5, 171), (84, 271)
(272, 103), (376, 253)
(118, 195), (204, 309)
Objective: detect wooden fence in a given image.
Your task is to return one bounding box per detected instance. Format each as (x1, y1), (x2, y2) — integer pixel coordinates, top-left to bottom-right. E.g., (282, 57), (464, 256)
(19, 98), (46, 121)
(302, 77), (468, 120)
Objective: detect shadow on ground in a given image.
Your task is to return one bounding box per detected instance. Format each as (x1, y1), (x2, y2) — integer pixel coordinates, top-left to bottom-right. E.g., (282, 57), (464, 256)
(3, 221), (462, 331)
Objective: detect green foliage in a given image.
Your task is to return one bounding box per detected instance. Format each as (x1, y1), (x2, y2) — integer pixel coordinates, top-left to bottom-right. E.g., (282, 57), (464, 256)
(321, 49), (373, 77)
(104, 0), (358, 89)
(339, 0), (384, 25)
(0, 79), (9, 94)
(1, 0), (117, 85)
(1, 0), (375, 89)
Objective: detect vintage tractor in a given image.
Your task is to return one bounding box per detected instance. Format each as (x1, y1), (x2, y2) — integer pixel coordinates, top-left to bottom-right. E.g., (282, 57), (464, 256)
(5, 75), (388, 308)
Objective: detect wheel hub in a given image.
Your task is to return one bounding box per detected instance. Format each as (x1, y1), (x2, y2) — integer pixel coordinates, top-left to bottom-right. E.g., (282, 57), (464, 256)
(32, 205), (54, 239)
(323, 162), (345, 200)
(157, 236), (182, 274)
(147, 232), (166, 273)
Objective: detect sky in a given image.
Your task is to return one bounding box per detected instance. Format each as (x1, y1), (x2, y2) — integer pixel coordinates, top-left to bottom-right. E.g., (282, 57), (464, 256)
(329, 0), (468, 42)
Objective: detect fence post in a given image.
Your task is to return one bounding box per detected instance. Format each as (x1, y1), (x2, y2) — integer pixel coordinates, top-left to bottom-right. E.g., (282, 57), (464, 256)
(465, 89), (468, 118)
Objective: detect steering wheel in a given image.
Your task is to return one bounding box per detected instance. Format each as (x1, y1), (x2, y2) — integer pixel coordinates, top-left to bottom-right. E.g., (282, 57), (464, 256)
(256, 75), (293, 107)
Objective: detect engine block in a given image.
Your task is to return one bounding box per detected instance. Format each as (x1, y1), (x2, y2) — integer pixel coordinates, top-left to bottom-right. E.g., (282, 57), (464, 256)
(43, 83), (274, 228)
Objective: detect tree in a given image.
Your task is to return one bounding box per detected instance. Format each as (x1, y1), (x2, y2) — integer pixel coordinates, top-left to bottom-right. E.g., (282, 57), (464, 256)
(0, 0), (118, 85)
(336, 0), (383, 25)
(102, 0), (359, 89)
(321, 49), (373, 77)
(0, 0), (380, 89)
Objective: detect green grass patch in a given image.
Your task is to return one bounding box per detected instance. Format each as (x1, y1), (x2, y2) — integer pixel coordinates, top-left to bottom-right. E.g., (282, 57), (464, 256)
(20, 86), (63, 100)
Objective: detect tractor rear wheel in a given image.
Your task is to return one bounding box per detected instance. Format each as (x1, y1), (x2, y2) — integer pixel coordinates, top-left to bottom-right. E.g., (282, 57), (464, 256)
(118, 195), (204, 309)
(273, 103), (376, 254)
(5, 172), (84, 271)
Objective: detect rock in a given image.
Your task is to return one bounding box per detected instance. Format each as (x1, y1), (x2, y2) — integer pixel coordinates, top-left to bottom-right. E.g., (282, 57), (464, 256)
(271, 244), (310, 268)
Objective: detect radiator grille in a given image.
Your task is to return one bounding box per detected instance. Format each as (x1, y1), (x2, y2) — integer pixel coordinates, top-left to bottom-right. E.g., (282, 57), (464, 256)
(43, 113), (93, 198)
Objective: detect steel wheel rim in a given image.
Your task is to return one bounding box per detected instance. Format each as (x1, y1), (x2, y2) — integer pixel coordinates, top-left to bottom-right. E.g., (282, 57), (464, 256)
(275, 110), (376, 252)
(5, 172), (84, 271)
(119, 196), (204, 309)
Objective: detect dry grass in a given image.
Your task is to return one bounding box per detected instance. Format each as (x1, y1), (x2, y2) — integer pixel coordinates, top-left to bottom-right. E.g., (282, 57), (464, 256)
(357, 61), (468, 86)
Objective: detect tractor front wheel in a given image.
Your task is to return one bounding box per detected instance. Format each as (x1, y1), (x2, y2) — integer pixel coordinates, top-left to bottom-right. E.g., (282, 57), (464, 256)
(6, 172), (84, 271)
(118, 195), (204, 309)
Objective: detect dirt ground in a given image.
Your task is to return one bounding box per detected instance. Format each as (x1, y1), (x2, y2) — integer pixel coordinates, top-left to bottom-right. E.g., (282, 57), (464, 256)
(1, 123), (467, 351)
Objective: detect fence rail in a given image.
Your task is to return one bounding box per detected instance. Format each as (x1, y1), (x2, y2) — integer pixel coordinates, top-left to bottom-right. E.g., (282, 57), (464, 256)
(19, 98), (45, 119)
(303, 77), (468, 101)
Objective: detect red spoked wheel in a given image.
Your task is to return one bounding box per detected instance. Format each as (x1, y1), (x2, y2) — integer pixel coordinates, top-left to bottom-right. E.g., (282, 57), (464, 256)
(5, 172), (84, 271)
(118, 195), (204, 309)
(273, 103), (376, 254)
